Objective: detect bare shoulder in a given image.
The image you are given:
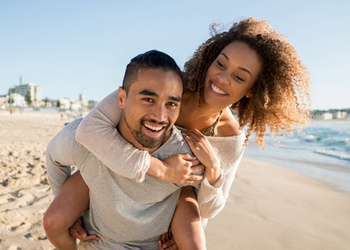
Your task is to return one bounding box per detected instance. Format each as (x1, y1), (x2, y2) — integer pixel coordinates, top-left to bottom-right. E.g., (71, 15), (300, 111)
(216, 108), (241, 137)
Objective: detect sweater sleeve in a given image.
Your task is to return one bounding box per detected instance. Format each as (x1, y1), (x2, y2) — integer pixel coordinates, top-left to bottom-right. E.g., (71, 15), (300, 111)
(196, 133), (245, 219)
(75, 90), (151, 182)
(46, 119), (81, 197)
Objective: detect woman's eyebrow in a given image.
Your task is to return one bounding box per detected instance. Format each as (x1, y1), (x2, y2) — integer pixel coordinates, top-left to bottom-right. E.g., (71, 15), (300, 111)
(220, 52), (252, 76)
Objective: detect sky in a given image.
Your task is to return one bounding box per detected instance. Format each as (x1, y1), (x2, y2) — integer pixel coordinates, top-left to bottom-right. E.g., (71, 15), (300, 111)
(1, 0), (349, 110)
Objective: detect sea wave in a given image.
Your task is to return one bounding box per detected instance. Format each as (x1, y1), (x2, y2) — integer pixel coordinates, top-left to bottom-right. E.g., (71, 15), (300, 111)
(315, 148), (350, 161)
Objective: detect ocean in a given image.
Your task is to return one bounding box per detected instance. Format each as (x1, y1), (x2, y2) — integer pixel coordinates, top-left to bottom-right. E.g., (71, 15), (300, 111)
(244, 121), (350, 193)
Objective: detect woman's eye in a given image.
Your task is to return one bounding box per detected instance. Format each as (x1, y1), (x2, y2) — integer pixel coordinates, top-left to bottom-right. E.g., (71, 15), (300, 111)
(234, 75), (245, 82)
(217, 60), (224, 67)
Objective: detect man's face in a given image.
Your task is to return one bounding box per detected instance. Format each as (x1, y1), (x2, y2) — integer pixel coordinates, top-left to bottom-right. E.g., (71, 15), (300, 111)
(118, 68), (182, 153)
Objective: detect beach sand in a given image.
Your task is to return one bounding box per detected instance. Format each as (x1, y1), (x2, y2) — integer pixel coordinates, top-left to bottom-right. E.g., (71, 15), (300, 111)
(205, 159), (350, 250)
(1, 111), (349, 249)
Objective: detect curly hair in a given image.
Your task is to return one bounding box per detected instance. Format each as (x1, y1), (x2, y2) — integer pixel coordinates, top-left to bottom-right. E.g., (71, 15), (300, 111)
(184, 18), (311, 147)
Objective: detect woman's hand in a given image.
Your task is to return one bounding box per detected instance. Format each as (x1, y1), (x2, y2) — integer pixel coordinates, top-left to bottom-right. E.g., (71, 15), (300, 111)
(158, 154), (204, 184)
(183, 129), (221, 186)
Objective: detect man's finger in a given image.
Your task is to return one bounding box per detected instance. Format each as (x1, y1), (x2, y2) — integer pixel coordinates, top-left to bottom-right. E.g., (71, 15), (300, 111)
(158, 240), (165, 250)
(179, 153), (196, 161)
(189, 159), (200, 166)
(70, 228), (80, 239)
(161, 233), (167, 243)
(84, 235), (100, 242)
(162, 239), (176, 249)
(190, 164), (204, 173)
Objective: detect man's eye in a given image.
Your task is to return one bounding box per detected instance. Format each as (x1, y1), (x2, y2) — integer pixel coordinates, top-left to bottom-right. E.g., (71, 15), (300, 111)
(167, 102), (177, 107)
(143, 98), (154, 103)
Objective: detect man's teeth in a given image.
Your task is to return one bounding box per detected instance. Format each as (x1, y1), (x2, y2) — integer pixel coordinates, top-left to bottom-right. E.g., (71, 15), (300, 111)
(212, 84), (226, 94)
(144, 124), (162, 131)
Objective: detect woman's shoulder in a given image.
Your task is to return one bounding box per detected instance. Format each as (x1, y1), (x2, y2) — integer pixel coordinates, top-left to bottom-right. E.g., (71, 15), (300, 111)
(216, 108), (242, 137)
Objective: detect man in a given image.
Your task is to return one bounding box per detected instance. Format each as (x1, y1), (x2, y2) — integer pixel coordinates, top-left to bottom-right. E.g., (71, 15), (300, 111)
(44, 50), (202, 249)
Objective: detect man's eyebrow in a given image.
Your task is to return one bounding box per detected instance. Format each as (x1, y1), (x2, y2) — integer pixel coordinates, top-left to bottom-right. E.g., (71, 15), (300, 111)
(139, 89), (181, 102)
(169, 96), (182, 102)
(220, 52), (252, 76)
(139, 89), (159, 97)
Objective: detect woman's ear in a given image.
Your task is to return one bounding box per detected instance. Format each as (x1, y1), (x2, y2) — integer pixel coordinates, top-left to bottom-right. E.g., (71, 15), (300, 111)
(245, 89), (253, 98)
(118, 87), (126, 108)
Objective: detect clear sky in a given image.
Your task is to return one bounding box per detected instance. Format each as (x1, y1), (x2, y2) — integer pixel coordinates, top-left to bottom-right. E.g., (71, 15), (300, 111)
(1, 0), (349, 110)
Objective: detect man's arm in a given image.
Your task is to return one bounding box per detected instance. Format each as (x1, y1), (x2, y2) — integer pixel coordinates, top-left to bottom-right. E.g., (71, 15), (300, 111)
(46, 119), (81, 196)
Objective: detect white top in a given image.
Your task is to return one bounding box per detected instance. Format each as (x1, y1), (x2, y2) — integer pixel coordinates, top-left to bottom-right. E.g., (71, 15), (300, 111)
(76, 90), (245, 218)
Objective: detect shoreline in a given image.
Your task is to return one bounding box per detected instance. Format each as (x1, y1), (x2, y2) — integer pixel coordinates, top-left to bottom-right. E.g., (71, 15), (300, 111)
(244, 152), (350, 194)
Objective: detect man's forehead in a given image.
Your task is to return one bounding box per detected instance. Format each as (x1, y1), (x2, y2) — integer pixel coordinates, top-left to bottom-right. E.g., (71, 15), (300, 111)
(129, 69), (182, 98)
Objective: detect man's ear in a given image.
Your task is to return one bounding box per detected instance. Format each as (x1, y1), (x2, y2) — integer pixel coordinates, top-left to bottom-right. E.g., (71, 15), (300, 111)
(118, 87), (126, 108)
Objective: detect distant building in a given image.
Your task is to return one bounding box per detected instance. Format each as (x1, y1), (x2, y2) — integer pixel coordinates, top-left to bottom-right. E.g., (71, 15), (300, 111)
(313, 112), (333, 120)
(7, 93), (26, 107)
(333, 111), (347, 119)
(58, 98), (71, 110)
(88, 100), (98, 109)
(0, 95), (6, 109)
(9, 82), (42, 107)
(79, 94), (89, 108)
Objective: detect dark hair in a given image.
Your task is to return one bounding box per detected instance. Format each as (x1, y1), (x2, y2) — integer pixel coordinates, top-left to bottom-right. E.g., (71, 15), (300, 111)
(184, 18), (311, 147)
(122, 50), (183, 93)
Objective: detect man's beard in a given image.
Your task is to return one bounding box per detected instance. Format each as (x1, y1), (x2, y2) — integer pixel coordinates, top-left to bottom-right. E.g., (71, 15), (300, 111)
(126, 117), (170, 149)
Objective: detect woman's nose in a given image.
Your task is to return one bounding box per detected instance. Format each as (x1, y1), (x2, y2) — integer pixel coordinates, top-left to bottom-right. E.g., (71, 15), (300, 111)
(217, 72), (231, 85)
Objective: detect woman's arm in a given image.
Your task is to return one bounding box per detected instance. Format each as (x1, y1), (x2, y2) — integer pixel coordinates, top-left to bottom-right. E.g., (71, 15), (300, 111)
(183, 130), (245, 219)
(76, 90), (150, 182)
(76, 90), (204, 184)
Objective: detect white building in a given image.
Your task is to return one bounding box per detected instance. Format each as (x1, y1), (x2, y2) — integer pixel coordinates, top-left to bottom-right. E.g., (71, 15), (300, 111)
(333, 111), (347, 119)
(7, 93), (26, 107)
(79, 94), (89, 108)
(9, 83), (42, 107)
(314, 112), (333, 120)
(58, 98), (71, 110)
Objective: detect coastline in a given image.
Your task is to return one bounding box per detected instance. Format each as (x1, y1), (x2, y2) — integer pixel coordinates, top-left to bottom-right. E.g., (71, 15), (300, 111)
(1, 111), (350, 249)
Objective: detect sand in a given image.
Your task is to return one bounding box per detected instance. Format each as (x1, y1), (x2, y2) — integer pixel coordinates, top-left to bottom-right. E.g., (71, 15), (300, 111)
(1, 111), (349, 250)
(0, 111), (65, 249)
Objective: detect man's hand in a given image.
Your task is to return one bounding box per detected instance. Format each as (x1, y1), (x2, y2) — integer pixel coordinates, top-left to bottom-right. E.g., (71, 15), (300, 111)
(159, 154), (204, 184)
(158, 229), (178, 250)
(69, 217), (100, 243)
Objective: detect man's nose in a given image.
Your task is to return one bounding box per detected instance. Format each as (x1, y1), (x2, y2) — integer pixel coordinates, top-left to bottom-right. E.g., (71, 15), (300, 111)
(150, 105), (167, 122)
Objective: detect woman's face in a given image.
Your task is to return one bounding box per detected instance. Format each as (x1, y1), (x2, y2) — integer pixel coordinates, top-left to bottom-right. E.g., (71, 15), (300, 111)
(204, 41), (262, 108)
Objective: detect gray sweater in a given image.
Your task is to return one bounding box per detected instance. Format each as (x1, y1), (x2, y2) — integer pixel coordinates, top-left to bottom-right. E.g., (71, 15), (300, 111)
(46, 118), (195, 249)
(75, 90), (246, 219)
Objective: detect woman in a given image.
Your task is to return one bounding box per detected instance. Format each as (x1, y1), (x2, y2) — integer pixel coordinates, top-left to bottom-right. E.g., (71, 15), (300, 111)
(45, 18), (310, 249)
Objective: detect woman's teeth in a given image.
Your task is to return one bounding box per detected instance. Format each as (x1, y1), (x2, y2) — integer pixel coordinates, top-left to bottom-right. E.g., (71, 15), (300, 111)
(211, 83), (226, 95)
